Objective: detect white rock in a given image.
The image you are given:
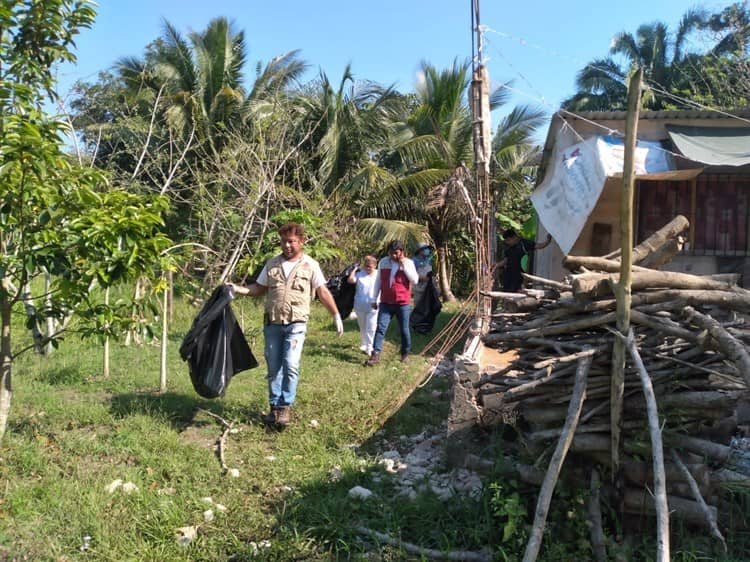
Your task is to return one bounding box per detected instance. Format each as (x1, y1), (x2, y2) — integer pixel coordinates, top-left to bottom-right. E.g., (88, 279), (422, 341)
(328, 465), (343, 482)
(175, 526), (197, 547)
(201, 497), (213, 505)
(348, 485), (374, 499)
(309, 419), (320, 428)
(105, 479), (123, 494)
(203, 509), (214, 522)
(379, 458), (397, 473)
(121, 482), (138, 494)
(264, 455), (276, 461)
(227, 468), (240, 477)
(214, 503), (228, 513)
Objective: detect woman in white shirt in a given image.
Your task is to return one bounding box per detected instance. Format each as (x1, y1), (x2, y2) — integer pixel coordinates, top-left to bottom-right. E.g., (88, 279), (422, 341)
(347, 255), (379, 355)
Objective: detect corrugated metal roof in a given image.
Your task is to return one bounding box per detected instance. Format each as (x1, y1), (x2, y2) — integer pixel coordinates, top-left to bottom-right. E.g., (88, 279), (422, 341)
(537, 108), (750, 185)
(564, 108), (750, 122)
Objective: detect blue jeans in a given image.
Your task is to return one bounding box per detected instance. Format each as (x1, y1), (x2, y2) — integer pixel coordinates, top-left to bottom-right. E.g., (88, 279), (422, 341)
(264, 322), (307, 407)
(372, 303), (411, 355)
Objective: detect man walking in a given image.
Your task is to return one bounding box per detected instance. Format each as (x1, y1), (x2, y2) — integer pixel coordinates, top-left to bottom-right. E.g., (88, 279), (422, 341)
(366, 240), (418, 366)
(228, 223), (343, 428)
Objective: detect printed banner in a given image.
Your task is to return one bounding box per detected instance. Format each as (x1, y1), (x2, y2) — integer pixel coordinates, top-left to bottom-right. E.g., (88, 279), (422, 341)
(531, 136), (672, 254)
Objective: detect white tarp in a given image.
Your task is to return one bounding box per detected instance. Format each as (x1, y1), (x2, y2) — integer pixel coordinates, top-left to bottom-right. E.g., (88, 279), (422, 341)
(531, 135), (673, 254)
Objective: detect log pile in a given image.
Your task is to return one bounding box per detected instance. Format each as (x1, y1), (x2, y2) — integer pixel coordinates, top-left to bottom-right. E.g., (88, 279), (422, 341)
(475, 216), (750, 551)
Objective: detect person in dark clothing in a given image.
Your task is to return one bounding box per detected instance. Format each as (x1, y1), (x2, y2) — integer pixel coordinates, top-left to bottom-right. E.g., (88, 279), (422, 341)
(498, 229), (553, 292)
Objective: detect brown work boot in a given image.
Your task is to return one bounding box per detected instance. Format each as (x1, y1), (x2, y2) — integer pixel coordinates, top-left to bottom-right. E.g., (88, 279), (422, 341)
(400, 352), (409, 363)
(262, 408), (277, 426)
(274, 406), (291, 428)
(365, 351), (380, 366)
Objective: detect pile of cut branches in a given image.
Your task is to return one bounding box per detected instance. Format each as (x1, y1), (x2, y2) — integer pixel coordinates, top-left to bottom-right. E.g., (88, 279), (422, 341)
(475, 216), (750, 558)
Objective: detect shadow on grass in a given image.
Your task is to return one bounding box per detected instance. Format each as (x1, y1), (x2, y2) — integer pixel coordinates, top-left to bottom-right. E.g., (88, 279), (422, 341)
(108, 391), (267, 432)
(37, 366), (88, 386)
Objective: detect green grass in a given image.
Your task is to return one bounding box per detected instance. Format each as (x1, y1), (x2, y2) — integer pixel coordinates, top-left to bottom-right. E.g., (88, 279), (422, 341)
(0, 295), (479, 561)
(2, 293), (749, 561)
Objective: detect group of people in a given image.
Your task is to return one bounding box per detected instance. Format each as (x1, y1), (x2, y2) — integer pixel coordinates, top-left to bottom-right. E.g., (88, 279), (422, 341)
(227, 223), (434, 429)
(346, 240), (434, 365)
(227, 221), (554, 429)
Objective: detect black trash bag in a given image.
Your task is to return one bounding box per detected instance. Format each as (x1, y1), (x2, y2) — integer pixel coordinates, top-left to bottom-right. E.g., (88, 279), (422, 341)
(326, 263), (357, 319)
(410, 273), (442, 334)
(179, 285), (258, 398)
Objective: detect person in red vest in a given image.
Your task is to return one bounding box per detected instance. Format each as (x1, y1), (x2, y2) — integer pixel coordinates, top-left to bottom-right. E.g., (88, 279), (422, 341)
(365, 240), (418, 366)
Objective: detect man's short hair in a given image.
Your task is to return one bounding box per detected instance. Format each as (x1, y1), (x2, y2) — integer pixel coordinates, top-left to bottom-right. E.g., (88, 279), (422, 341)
(388, 240), (404, 252)
(279, 222), (305, 239)
(502, 228), (517, 240)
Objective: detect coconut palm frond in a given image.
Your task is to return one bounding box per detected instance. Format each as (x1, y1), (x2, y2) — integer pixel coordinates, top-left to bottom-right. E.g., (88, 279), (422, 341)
(489, 81), (512, 110)
(338, 162), (397, 201)
(394, 134), (446, 170)
(357, 219), (428, 252)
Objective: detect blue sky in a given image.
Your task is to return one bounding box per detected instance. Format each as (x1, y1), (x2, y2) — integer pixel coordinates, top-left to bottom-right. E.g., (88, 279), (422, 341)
(56, 0), (736, 130)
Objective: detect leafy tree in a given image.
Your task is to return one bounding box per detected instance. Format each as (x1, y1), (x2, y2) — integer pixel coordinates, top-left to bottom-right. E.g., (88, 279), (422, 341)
(115, 18), (307, 156)
(294, 66), (400, 196)
(563, 8), (707, 110)
(0, 0), (172, 441)
(671, 2), (750, 107)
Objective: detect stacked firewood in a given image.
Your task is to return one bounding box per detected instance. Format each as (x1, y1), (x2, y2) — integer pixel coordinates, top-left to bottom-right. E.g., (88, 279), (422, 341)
(477, 216), (750, 547)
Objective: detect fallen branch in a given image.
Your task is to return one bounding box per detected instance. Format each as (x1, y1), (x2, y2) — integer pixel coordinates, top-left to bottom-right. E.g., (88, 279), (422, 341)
(670, 449), (727, 553)
(522, 353), (592, 562)
(355, 526), (491, 561)
(683, 306), (750, 386)
(483, 312), (617, 344)
(198, 408), (234, 473)
(521, 272), (572, 291)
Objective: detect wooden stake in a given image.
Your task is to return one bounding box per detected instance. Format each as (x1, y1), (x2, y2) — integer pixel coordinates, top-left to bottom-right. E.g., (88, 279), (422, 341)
(620, 328), (670, 562)
(522, 354), (592, 562)
(611, 68), (643, 490)
(670, 449), (727, 553)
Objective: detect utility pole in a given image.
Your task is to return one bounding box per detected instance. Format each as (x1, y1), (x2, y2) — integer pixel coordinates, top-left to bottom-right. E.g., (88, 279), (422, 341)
(470, 0), (494, 330)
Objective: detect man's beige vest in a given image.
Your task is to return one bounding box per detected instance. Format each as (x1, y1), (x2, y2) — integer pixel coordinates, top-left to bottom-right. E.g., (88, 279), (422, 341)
(264, 255), (315, 324)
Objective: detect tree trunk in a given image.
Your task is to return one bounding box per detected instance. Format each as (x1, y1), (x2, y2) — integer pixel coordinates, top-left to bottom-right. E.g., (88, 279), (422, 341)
(103, 287), (110, 378)
(631, 215), (689, 264)
(0, 289), (12, 442)
(572, 269), (743, 299)
(436, 244), (455, 301)
(160, 283), (168, 393)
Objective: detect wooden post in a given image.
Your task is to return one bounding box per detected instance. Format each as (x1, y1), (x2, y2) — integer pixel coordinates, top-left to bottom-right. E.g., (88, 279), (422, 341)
(689, 177), (697, 252)
(470, 0), (493, 331)
(103, 286), (110, 378)
(159, 278), (168, 393)
(611, 68), (643, 488)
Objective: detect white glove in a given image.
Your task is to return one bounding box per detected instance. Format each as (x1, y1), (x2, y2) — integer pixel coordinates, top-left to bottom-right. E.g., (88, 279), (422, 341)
(333, 313), (344, 337)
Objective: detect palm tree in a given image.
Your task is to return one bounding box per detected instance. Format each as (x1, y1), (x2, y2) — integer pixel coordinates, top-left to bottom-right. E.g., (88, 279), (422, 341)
(492, 104), (546, 207)
(116, 17), (307, 154)
(563, 9), (707, 110)
(292, 65), (400, 196)
(355, 60), (532, 301)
